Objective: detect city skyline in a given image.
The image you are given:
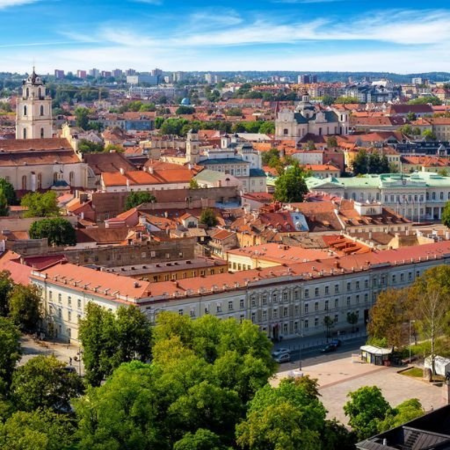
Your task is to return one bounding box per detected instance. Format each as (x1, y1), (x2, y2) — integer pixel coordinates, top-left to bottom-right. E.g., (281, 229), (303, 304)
(1, 1), (450, 73)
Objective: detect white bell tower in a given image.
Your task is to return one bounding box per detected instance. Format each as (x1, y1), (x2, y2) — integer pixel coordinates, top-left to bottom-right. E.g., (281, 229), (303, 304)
(16, 68), (53, 140)
(186, 129), (200, 164)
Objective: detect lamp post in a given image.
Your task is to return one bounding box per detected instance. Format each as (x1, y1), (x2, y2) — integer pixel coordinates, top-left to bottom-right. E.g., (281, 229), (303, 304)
(409, 320), (416, 364)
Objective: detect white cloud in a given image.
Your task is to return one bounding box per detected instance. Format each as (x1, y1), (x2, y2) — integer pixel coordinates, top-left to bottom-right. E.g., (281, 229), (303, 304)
(131, 0), (163, 5)
(0, 0), (38, 8)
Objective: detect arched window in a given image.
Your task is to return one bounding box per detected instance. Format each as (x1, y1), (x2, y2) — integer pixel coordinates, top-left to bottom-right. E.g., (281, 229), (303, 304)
(53, 172), (58, 183)
(21, 176), (27, 190)
(40, 105), (44, 116)
(40, 128), (44, 138)
(23, 106), (27, 116)
(37, 173), (42, 189)
(69, 172), (75, 185)
(26, 88), (29, 98)
(23, 128), (27, 139)
(38, 88), (41, 98)
(283, 128), (288, 135)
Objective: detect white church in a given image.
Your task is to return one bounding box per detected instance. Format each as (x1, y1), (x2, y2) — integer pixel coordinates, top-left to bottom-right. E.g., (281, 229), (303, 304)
(0, 69), (89, 192)
(275, 89), (349, 143)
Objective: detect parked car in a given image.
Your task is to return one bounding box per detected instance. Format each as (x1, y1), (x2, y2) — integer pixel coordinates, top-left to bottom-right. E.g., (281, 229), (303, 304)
(321, 343), (338, 353)
(272, 348), (291, 358)
(330, 339), (342, 347)
(274, 352), (291, 364)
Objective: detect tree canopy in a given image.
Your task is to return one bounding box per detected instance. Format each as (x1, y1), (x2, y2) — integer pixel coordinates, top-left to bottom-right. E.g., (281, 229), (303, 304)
(0, 317), (21, 391)
(274, 163), (309, 203)
(29, 218), (77, 247)
(125, 191), (156, 210)
(352, 149), (390, 175)
(8, 284), (42, 332)
(21, 191), (60, 218)
(0, 179), (16, 206)
(199, 208), (218, 227)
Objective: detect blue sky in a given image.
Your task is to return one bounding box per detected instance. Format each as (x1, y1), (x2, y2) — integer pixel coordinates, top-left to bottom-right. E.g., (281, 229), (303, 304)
(1, 0), (450, 73)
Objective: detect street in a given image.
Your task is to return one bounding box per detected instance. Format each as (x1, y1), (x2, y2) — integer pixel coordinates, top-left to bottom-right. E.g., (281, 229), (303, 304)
(277, 336), (367, 373)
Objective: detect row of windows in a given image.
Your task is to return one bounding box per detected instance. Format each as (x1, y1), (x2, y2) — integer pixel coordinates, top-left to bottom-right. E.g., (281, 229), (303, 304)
(19, 172), (75, 190)
(23, 105), (46, 116)
(49, 291), (83, 309)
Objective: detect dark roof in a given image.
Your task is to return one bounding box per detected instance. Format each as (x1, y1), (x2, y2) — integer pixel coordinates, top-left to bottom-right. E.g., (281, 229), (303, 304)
(249, 168), (266, 177)
(357, 405), (450, 450)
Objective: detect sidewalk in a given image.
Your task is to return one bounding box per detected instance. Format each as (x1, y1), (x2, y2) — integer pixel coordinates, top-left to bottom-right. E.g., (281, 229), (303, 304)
(273, 329), (367, 352)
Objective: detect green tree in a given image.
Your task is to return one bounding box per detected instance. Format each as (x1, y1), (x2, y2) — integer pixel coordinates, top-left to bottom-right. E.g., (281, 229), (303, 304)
(399, 124), (413, 135)
(352, 149), (369, 175)
(306, 140), (316, 150)
(74, 107), (90, 130)
(347, 311), (358, 333)
(0, 190), (9, 217)
(408, 96), (442, 106)
(236, 377), (327, 450)
(261, 149), (280, 166)
(176, 106), (196, 115)
(259, 121), (275, 135)
(0, 179), (16, 206)
(368, 288), (411, 349)
(377, 398), (423, 432)
(8, 284), (42, 332)
(174, 429), (226, 450)
(21, 191), (59, 218)
(409, 266), (450, 374)
(406, 111), (417, 121)
(0, 409), (76, 450)
(422, 129), (437, 141)
(326, 136), (338, 148)
(335, 96), (360, 104)
(344, 386), (391, 440)
(125, 191), (156, 210)
(189, 179), (200, 189)
(78, 139), (104, 153)
(442, 201), (450, 228)
(140, 102), (156, 112)
(0, 317), (21, 392)
(11, 355), (83, 413)
(104, 143), (124, 153)
(199, 208), (218, 227)
(79, 304), (152, 386)
(0, 271), (13, 317)
(274, 163), (309, 203)
(321, 95), (335, 106)
(29, 218), (77, 246)
(226, 108), (243, 117)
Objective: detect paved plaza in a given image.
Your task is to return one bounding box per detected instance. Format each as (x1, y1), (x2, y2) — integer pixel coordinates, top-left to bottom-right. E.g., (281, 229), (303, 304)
(274, 357), (444, 424)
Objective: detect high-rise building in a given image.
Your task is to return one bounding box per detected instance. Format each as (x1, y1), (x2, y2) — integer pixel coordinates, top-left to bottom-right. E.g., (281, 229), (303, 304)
(112, 69), (123, 78)
(16, 69), (53, 140)
(298, 74), (318, 84)
(54, 69), (65, 79)
(89, 68), (100, 78)
(101, 71), (112, 78)
(77, 70), (87, 79)
(125, 68), (136, 76)
(412, 77), (423, 85)
(173, 71), (185, 82)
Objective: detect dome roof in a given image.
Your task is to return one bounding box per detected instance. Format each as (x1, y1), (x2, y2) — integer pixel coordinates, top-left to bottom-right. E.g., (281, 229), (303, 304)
(181, 98), (190, 105)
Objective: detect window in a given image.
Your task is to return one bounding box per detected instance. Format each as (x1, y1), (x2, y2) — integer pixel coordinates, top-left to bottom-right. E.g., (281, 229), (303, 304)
(294, 289), (299, 300)
(294, 305), (299, 316)
(409, 272), (413, 281)
(347, 282), (351, 292)
(23, 105), (27, 116)
(37, 173), (42, 189)
(315, 317), (319, 327)
(314, 287), (319, 297)
(217, 304), (222, 313)
(49, 291), (53, 301)
(273, 309), (278, 319)
(68, 296), (71, 306)
(283, 292), (288, 301)
(365, 279), (369, 289)
(347, 296), (351, 306)
(251, 297), (256, 307)
(78, 314), (81, 324)
(228, 301), (233, 311)
(21, 175), (27, 190)
(190, 310), (195, 318)
(314, 302), (319, 312)
(335, 284), (339, 293)
(262, 310), (267, 320)
(304, 319), (309, 329)
(356, 294), (360, 304)
(304, 289), (309, 298)
(262, 295), (268, 305)
(272, 292), (277, 303)
(294, 321), (299, 332)
(251, 312), (256, 323)
(325, 300), (329, 311)
(334, 314), (339, 323)
(68, 311), (71, 322)
(335, 298), (339, 309)
(304, 303), (309, 314)
(392, 275), (396, 283)
(283, 307), (288, 317)
(325, 286), (329, 295)
(58, 308), (62, 318)
(400, 273), (404, 282)
(58, 293), (62, 303)
(69, 172), (75, 185)
(78, 299), (81, 309)
(240, 299), (244, 309)
(364, 293), (369, 302)
(356, 281), (360, 290)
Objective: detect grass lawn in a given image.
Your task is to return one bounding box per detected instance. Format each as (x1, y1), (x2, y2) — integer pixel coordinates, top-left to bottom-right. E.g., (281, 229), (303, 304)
(401, 367), (445, 382)
(401, 367), (423, 378)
